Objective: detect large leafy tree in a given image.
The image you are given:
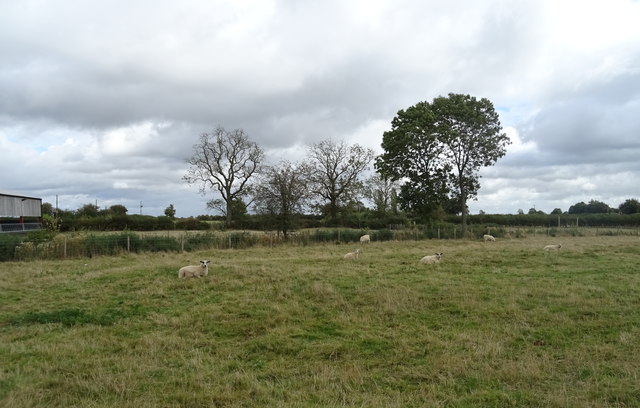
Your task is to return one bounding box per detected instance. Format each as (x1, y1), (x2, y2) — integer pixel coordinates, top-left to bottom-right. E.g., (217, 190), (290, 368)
(183, 126), (264, 226)
(376, 93), (510, 236)
(253, 161), (310, 238)
(619, 198), (640, 214)
(306, 139), (374, 222)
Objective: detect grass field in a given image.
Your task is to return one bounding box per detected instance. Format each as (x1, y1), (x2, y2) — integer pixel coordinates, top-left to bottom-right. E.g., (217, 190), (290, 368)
(1, 235), (639, 407)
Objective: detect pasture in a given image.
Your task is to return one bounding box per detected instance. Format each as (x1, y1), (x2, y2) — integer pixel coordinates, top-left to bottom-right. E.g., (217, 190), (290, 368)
(1, 235), (639, 407)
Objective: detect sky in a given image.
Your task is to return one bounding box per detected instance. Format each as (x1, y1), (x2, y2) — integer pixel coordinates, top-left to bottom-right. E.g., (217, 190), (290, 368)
(1, 0), (639, 217)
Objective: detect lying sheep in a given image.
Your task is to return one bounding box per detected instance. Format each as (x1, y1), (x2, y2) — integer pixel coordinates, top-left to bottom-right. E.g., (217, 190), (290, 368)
(178, 260), (210, 279)
(343, 249), (360, 260)
(543, 244), (562, 251)
(483, 234), (496, 242)
(420, 252), (443, 264)
(359, 234), (371, 243)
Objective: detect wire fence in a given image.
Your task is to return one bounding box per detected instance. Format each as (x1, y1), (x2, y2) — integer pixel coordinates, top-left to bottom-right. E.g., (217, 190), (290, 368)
(1, 225), (639, 262)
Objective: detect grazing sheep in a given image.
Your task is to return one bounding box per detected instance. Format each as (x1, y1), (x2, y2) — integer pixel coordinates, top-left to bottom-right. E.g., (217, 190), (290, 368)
(483, 234), (496, 242)
(420, 252), (443, 264)
(178, 260), (210, 279)
(343, 249), (360, 260)
(544, 244), (562, 251)
(360, 234), (371, 243)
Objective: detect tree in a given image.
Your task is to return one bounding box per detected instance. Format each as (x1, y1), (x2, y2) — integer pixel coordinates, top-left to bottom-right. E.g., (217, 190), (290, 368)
(364, 174), (400, 214)
(76, 203), (99, 217)
(306, 139), (374, 222)
(586, 199), (611, 213)
(41, 202), (55, 217)
(183, 126), (264, 226)
(569, 200), (611, 214)
(253, 161), (310, 237)
(377, 93), (510, 235)
(568, 201), (588, 214)
(551, 208), (563, 215)
(164, 204), (176, 218)
(109, 205), (128, 216)
(619, 198), (640, 214)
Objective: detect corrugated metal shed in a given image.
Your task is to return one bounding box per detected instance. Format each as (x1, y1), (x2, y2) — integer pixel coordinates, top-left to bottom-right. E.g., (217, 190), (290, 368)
(0, 191), (43, 217)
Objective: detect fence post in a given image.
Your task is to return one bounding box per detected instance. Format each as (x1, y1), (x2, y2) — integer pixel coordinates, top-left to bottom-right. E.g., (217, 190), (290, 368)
(229, 234), (232, 249)
(181, 235), (184, 252)
(438, 227), (440, 240)
(127, 236), (130, 253)
(64, 236), (67, 258)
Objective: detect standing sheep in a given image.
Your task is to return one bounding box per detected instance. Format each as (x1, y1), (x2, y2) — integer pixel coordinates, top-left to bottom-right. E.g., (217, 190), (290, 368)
(359, 234), (371, 243)
(543, 244), (562, 251)
(483, 234), (496, 242)
(420, 253), (443, 264)
(178, 260), (210, 279)
(343, 249), (360, 260)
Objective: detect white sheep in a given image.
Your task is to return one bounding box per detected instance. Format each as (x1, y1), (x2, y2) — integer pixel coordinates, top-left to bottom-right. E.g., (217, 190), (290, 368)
(420, 252), (443, 264)
(483, 234), (496, 242)
(543, 244), (562, 251)
(343, 249), (360, 260)
(178, 260), (210, 279)
(359, 234), (371, 243)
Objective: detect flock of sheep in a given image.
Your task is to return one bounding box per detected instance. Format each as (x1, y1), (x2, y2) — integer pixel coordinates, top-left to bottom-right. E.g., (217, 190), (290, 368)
(177, 234), (562, 278)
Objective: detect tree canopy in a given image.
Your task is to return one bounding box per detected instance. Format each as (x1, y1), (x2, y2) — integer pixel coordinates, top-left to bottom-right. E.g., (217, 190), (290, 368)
(306, 139), (374, 222)
(376, 93), (510, 235)
(253, 161), (310, 237)
(183, 126), (264, 226)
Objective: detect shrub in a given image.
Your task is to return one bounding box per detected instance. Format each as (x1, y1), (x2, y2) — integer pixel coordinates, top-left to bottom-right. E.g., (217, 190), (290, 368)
(0, 234), (23, 261)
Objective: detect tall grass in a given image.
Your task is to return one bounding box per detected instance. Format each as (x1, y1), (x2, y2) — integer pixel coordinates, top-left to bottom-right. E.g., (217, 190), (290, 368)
(1, 236), (639, 407)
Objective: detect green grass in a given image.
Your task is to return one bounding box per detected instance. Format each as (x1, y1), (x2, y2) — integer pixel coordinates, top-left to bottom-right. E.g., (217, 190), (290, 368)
(1, 236), (639, 407)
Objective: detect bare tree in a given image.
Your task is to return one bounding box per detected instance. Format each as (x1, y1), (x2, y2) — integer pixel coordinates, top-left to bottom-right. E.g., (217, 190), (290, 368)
(365, 174), (400, 214)
(183, 126), (264, 226)
(306, 139), (374, 221)
(253, 161), (310, 238)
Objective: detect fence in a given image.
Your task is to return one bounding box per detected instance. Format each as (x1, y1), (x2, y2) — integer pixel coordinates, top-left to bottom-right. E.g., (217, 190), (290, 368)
(0, 223), (41, 233)
(1, 225), (639, 262)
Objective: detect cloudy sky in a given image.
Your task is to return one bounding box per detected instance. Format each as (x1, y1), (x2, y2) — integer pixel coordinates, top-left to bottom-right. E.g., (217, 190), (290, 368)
(1, 0), (639, 217)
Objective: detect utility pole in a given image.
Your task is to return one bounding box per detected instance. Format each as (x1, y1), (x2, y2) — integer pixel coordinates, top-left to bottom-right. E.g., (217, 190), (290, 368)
(140, 201), (143, 215)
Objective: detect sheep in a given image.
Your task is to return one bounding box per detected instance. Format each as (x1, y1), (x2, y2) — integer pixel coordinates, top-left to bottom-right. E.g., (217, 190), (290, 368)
(178, 260), (210, 279)
(343, 249), (360, 260)
(420, 252), (443, 264)
(543, 244), (562, 251)
(359, 234), (371, 243)
(483, 234), (496, 242)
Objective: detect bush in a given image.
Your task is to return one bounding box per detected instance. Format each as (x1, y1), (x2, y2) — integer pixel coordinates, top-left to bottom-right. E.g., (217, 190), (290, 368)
(0, 234), (23, 261)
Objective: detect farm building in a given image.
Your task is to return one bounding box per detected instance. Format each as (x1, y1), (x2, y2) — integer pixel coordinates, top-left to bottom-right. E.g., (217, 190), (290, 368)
(0, 191), (43, 232)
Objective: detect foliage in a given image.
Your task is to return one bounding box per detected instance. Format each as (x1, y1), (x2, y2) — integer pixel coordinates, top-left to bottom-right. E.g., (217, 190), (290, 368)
(164, 204), (176, 218)
(306, 139), (375, 221)
(376, 93), (510, 235)
(253, 161), (310, 237)
(76, 203), (100, 217)
(108, 205), (128, 216)
(619, 198), (640, 214)
(364, 174), (400, 215)
(183, 126), (264, 226)
(568, 199), (612, 214)
(0, 234), (22, 261)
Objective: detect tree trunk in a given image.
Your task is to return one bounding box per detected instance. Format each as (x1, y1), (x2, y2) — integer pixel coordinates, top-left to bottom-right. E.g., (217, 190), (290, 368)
(225, 200), (232, 227)
(461, 201), (468, 238)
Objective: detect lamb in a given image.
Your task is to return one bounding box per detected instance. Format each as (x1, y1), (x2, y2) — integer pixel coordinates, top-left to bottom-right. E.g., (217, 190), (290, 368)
(359, 234), (371, 243)
(543, 244), (562, 251)
(178, 260), (210, 279)
(420, 252), (443, 264)
(483, 234), (496, 242)
(343, 249), (360, 260)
